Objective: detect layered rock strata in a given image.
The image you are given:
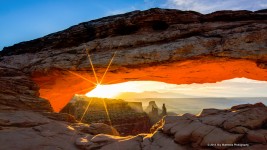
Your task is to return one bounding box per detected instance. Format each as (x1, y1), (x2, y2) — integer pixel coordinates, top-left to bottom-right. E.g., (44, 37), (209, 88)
(0, 66), (52, 111)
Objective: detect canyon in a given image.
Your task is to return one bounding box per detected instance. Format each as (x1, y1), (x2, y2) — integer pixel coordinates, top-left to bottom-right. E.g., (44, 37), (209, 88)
(0, 8), (267, 149)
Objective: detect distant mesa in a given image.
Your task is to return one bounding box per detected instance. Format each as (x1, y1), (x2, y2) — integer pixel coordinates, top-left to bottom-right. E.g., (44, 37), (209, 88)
(145, 101), (168, 124)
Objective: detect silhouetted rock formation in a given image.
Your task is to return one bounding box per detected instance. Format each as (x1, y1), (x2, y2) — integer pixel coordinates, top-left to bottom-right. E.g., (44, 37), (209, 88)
(160, 103), (167, 117)
(145, 101), (168, 124)
(145, 101), (159, 113)
(60, 95), (151, 135)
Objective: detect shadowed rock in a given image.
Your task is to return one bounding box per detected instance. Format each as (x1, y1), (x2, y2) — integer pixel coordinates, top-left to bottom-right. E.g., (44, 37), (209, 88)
(0, 66), (52, 111)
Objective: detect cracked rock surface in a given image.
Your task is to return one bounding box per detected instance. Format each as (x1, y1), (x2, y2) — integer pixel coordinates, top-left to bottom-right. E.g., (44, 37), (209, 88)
(75, 103), (267, 150)
(0, 110), (120, 150)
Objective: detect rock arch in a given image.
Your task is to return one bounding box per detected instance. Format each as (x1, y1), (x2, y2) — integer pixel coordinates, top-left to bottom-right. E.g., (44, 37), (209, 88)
(1, 8), (267, 112)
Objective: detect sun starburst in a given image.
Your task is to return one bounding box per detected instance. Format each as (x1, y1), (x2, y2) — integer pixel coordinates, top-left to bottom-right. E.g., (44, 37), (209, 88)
(80, 98), (93, 122)
(99, 51), (117, 84)
(86, 49), (99, 84)
(75, 47), (117, 129)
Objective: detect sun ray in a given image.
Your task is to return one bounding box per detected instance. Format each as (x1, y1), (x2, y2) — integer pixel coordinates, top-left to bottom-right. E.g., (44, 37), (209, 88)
(67, 70), (96, 85)
(80, 97), (93, 122)
(101, 99), (118, 135)
(80, 48), (119, 136)
(73, 87), (95, 95)
(99, 51), (117, 84)
(101, 99), (112, 126)
(86, 49), (99, 84)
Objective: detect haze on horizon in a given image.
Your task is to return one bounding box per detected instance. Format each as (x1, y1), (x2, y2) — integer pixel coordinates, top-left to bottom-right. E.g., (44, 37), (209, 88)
(1, 0), (267, 50)
(86, 77), (267, 99)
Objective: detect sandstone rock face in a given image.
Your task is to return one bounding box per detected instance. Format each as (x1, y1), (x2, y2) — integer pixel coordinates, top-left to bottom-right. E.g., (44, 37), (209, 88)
(0, 9), (267, 111)
(0, 110), (119, 150)
(200, 102), (267, 130)
(247, 130), (267, 143)
(74, 103), (267, 150)
(81, 123), (119, 136)
(0, 66), (52, 111)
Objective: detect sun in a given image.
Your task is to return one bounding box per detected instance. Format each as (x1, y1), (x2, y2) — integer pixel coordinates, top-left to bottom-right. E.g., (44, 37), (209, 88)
(85, 84), (120, 98)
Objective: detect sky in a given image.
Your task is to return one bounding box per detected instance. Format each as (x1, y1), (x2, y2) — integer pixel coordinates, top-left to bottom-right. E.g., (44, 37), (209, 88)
(86, 78), (267, 98)
(1, 0), (267, 50)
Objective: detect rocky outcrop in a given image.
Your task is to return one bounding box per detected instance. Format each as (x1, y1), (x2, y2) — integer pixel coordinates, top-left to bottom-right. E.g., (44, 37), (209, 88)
(145, 101), (169, 125)
(145, 101), (160, 114)
(0, 8), (267, 111)
(0, 110), (119, 150)
(60, 96), (151, 136)
(1, 101), (266, 149)
(77, 103), (267, 150)
(0, 66), (52, 111)
(1, 9), (267, 58)
(0, 67), (120, 149)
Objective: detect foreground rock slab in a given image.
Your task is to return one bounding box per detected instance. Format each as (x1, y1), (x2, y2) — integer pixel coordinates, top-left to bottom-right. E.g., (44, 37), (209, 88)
(0, 110), (119, 150)
(76, 103), (267, 150)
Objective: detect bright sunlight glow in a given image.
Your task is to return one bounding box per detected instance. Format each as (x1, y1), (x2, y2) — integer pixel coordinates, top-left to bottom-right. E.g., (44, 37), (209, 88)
(85, 78), (267, 99)
(86, 84), (123, 98)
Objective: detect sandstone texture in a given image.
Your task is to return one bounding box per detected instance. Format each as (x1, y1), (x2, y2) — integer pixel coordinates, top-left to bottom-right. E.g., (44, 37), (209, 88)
(0, 8), (267, 111)
(0, 66), (52, 111)
(1, 101), (267, 149)
(0, 110), (119, 150)
(76, 103), (267, 150)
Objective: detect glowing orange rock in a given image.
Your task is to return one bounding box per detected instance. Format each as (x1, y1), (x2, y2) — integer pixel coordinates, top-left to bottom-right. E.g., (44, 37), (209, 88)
(32, 58), (267, 112)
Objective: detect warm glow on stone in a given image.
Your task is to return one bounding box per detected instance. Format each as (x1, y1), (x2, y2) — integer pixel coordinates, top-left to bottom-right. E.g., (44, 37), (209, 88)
(32, 58), (267, 112)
